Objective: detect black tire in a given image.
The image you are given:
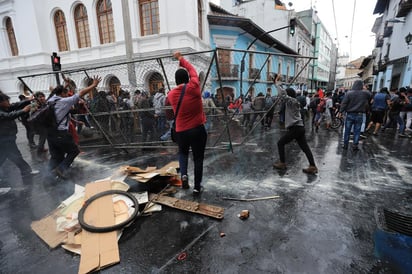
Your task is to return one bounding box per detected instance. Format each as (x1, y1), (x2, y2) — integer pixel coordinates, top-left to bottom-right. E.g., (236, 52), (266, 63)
(330, 117), (343, 129)
(78, 190), (139, 233)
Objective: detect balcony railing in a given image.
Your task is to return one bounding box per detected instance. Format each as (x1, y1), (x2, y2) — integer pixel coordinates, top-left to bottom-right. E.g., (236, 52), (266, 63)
(266, 72), (276, 82)
(248, 68), (261, 80)
(396, 0), (412, 17)
(218, 64), (239, 78)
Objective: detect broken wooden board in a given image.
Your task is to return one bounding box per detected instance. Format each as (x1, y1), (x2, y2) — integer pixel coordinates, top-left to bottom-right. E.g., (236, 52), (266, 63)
(151, 195), (224, 219)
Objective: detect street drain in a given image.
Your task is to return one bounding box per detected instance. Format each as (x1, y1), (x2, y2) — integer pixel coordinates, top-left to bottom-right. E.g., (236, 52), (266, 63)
(375, 207), (412, 237)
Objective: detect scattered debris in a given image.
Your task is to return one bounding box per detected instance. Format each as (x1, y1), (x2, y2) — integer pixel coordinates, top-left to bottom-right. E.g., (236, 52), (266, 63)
(151, 194), (224, 219)
(122, 161), (180, 183)
(0, 187), (11, 195)
(238, 210), (250, 220)
(222, 195), (280, 202)
(177, 252), (187, 261)
(30, 161), (225, 273)
(78, 180), (120, 274)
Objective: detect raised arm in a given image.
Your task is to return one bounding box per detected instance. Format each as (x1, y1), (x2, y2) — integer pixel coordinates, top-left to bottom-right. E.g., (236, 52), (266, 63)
(273, 73), (287, 97)
(79, 76), (102, 98)
(173, 51), (199, 88)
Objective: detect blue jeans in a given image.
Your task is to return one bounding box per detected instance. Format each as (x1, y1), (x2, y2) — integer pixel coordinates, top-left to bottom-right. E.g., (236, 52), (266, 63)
(397, 114), (405, 133)
(343, 113), (363, 146)
(157, 116), (166, 132)
(160, 120), (173, 141)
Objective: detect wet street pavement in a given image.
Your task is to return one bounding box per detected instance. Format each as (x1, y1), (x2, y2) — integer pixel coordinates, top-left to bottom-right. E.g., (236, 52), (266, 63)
(1, 119), (412, 274)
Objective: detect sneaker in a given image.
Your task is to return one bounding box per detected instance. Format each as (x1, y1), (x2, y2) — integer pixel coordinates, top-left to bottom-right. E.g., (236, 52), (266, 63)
(360, 134), (367, 139)
(181, 175), (189, 189)
(352, 145), (359, 151)
(372, 132), (379, 136)
(30, 170), (40, 175)
(193, 186), (203, 196)
(273, 162), (287, 170)
(399, 133), (408, 138)
(342, 144), (348, 150)
(302, 165), (318, 174)
(54, 167), (67, 179)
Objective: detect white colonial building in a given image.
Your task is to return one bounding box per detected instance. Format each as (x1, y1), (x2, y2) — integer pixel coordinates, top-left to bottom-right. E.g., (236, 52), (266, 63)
(0, 0), (212, 100)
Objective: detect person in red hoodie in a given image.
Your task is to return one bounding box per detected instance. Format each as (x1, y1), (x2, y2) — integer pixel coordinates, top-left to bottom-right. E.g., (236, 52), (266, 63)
(167, 51), (207, 195)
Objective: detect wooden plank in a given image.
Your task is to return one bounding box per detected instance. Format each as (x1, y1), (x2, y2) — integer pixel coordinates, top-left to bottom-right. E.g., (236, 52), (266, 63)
(151, 195), (224, 219)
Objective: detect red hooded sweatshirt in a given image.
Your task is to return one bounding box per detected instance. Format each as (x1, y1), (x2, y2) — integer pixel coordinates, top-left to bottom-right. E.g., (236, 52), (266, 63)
(167, 57), (206, 132)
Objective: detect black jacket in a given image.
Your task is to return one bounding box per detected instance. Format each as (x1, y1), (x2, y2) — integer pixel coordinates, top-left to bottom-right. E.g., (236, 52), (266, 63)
(0, 100), (30, 139)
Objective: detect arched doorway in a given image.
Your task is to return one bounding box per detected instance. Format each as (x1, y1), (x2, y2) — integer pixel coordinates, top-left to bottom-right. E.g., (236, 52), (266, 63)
(108, 76), (121, 96)
(148, 72), (164, 96)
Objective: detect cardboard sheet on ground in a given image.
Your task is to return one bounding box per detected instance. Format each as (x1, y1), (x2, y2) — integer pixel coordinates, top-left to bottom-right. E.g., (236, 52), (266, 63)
(78, 180), (119, 274)
(61, 191), (150, 255)
(31, 180), (130, 249)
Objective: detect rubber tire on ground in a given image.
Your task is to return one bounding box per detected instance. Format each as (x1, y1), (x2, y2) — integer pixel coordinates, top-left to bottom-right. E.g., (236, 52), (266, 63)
(78, 189), (139, 233)
(330, 117), (343, 129)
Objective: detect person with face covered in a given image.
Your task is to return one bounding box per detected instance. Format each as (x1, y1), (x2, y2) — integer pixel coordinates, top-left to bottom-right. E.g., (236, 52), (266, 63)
(272, 74), (318, 174)
(166, 51), (207, 195)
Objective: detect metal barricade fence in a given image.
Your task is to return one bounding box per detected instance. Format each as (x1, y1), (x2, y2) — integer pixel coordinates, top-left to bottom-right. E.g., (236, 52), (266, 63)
(17, 49), (314, 151)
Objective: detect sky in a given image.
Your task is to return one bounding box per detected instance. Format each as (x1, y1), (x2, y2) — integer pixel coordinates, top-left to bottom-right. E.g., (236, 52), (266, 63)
(210, 0), (379, 60)
(290, 0), (378, 60)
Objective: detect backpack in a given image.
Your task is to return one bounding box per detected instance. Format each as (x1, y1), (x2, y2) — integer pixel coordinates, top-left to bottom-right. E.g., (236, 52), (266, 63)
(316, 98), (326, 113)
(27, 99), (61, 130)
(297, 95), (307, 109)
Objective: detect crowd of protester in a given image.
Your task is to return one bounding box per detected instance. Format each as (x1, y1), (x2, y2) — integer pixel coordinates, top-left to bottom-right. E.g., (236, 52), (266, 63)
(2, 57), (411, 192)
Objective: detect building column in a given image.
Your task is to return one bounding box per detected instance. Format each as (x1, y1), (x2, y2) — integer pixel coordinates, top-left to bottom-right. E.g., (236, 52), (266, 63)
(121, 0), (137, 88)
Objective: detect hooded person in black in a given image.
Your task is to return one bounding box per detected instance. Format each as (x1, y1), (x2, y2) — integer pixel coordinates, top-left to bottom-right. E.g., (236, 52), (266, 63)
(272, 75), (318, 174)
(0, 91), (39, 179)
(339, 80), (371, 150)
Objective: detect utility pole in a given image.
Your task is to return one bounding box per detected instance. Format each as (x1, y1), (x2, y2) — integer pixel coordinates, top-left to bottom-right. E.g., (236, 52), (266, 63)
(121, 0), (137, 88)
(311, 21), (318, 93)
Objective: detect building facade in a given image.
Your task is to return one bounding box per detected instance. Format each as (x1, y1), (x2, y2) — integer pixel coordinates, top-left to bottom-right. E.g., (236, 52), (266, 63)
(297, 9), (336, 93)
(208, 3), (298, 99)
(372, 0), (412, 90)
(220, 0), (314, 92)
